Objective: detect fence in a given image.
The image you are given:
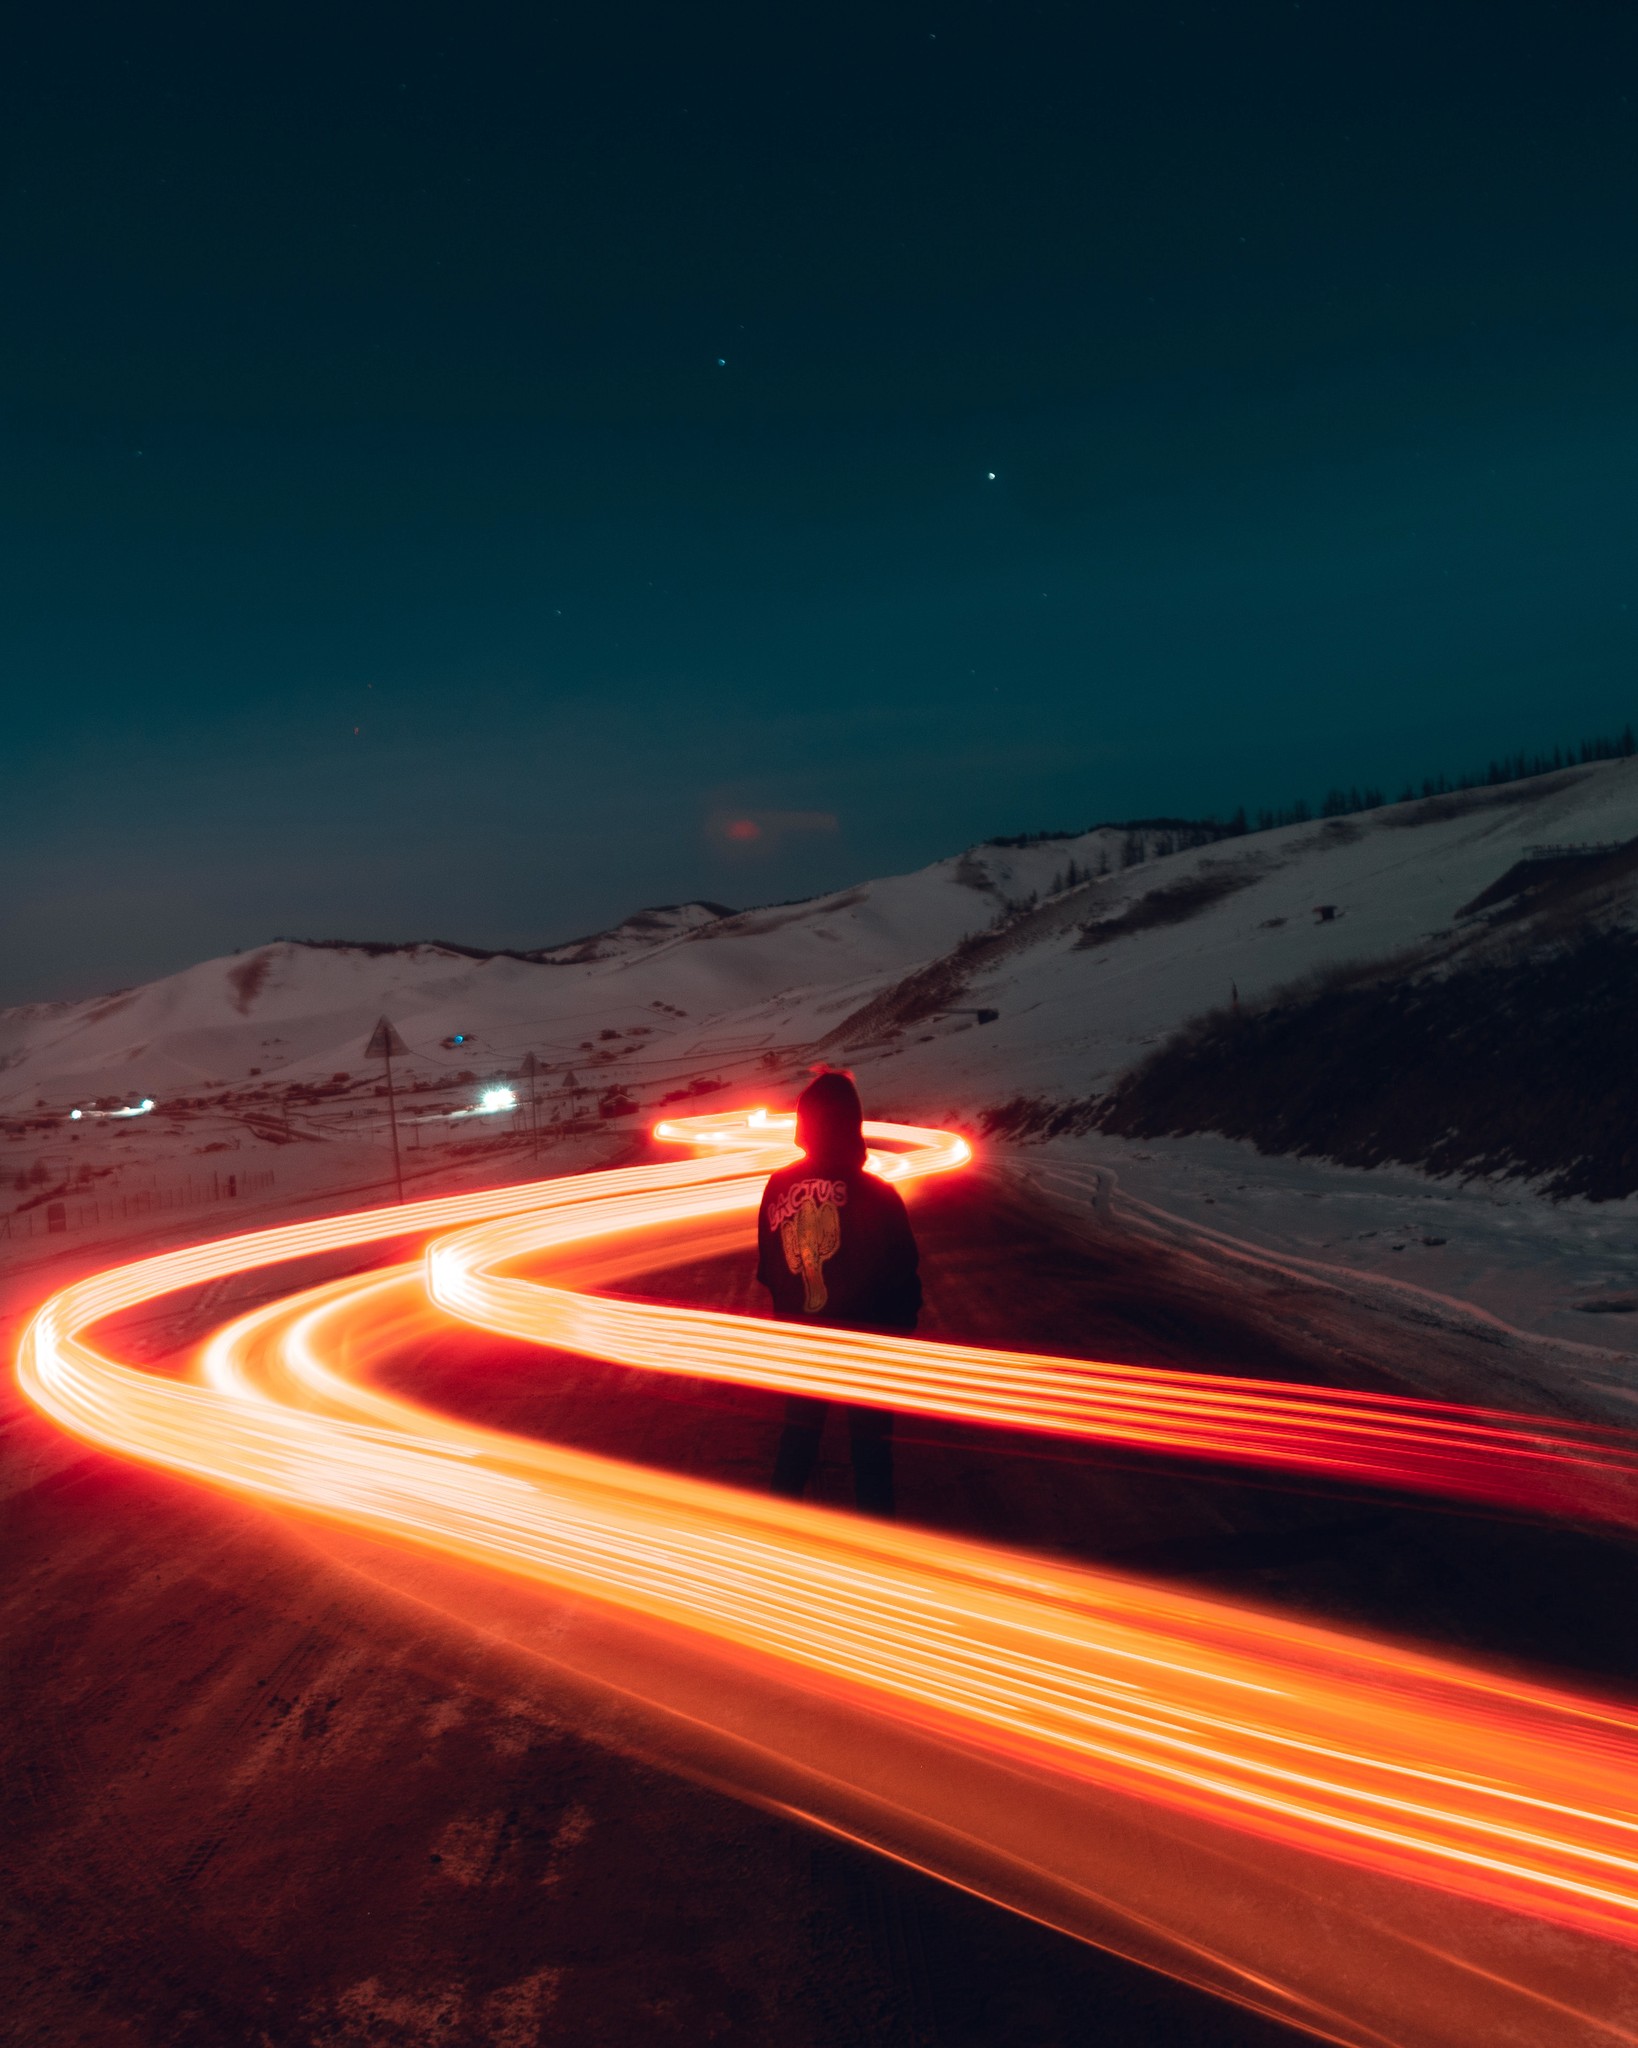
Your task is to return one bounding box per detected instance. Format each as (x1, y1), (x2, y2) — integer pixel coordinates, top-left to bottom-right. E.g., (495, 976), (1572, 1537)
(1, 1169), (277, 1241)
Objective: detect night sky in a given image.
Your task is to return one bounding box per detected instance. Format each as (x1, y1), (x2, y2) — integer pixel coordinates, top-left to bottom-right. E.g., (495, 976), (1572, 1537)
(7, 2), (1638, 1003)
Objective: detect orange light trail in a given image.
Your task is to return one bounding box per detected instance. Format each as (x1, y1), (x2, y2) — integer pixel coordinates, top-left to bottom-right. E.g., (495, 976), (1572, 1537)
(435, 1112), (1638, 1532)
(16, 1111), (1638, 2047)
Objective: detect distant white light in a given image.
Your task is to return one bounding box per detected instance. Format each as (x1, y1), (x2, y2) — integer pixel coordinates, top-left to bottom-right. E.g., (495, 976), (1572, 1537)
(68, 1097), (154, 1121)
(70, 1109), (82, 1120)
(987, 471), (996, 480)
(479, 1086), (517, 1114)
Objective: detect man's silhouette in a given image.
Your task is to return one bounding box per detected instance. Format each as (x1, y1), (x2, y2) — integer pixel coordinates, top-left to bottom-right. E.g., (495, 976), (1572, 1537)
(757, 1070), (921, 1514)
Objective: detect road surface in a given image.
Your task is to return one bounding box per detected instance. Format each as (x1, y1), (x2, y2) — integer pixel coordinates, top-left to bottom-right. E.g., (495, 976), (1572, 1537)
(8, 1119), (1638, 2047)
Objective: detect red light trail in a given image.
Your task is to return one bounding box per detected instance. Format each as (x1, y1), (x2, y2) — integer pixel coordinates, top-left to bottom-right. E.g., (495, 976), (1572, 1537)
(16, 1112), (1638, 2047)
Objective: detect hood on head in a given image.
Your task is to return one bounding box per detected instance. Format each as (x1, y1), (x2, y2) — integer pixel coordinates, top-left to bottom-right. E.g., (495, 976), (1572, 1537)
(795, 1070), (866, 1169)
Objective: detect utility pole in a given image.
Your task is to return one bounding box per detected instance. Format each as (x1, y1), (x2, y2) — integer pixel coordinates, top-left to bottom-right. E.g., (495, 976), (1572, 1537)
(521, 1051), (541, 1166)
(365, 1017), (409, 1203)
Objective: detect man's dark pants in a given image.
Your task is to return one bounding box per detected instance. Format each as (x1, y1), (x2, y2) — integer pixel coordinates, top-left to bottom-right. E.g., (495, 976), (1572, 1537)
(771, 1396), (894, 1516)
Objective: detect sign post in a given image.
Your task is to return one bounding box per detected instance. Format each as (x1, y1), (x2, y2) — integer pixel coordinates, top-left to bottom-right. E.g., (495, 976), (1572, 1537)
(365, 1017), (409, 1203)
(520, 1051), (541, 1165)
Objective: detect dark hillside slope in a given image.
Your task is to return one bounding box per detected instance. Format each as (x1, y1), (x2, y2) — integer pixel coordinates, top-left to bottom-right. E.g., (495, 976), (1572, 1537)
(1097, 929), (1638, 1201)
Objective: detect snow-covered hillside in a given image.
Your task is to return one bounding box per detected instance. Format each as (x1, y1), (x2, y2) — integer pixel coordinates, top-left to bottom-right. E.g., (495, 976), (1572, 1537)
(835, 758), (1638, 1121)
(6, 758), (1638, 1239)
(0, 827), (1180, 1114)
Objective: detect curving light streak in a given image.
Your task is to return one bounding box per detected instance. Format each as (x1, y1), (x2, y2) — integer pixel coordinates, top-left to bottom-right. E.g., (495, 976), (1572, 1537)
(433, 1114), (1638, 1534)
(16, 1110), (1638, 2047)
(204, 1267), (1638, 1938)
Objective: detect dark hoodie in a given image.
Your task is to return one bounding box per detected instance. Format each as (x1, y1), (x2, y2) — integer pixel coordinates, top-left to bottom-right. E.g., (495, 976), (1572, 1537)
(755, 1073), (922, 1332)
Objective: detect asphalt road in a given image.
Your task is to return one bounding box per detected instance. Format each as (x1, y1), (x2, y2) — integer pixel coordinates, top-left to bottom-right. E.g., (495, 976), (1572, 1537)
(5, 1162), (1636, 2047)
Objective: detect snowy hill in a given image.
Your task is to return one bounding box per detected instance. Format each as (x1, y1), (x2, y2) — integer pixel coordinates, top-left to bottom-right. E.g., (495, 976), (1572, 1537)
(836, 759), (1638, 1124)
(0, 830), (1143, 1111)
(6, 758), (1638, 1213)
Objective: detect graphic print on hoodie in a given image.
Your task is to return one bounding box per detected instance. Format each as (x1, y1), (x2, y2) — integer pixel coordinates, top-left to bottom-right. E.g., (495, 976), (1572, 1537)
(757, 1163), (920, 1328)
(769, 1174), (848, 1310)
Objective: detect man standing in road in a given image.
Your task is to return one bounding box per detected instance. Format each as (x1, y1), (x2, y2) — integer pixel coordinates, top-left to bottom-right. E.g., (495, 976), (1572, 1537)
(757, 1069), (922, 1515)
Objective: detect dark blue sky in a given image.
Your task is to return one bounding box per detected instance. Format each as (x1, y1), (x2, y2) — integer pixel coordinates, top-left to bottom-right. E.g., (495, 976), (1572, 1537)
(6, 1), (1638, 1002)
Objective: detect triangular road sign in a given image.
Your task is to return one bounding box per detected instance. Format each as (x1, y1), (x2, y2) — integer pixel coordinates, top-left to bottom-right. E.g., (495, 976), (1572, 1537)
(366, 1017), (408, 1059)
